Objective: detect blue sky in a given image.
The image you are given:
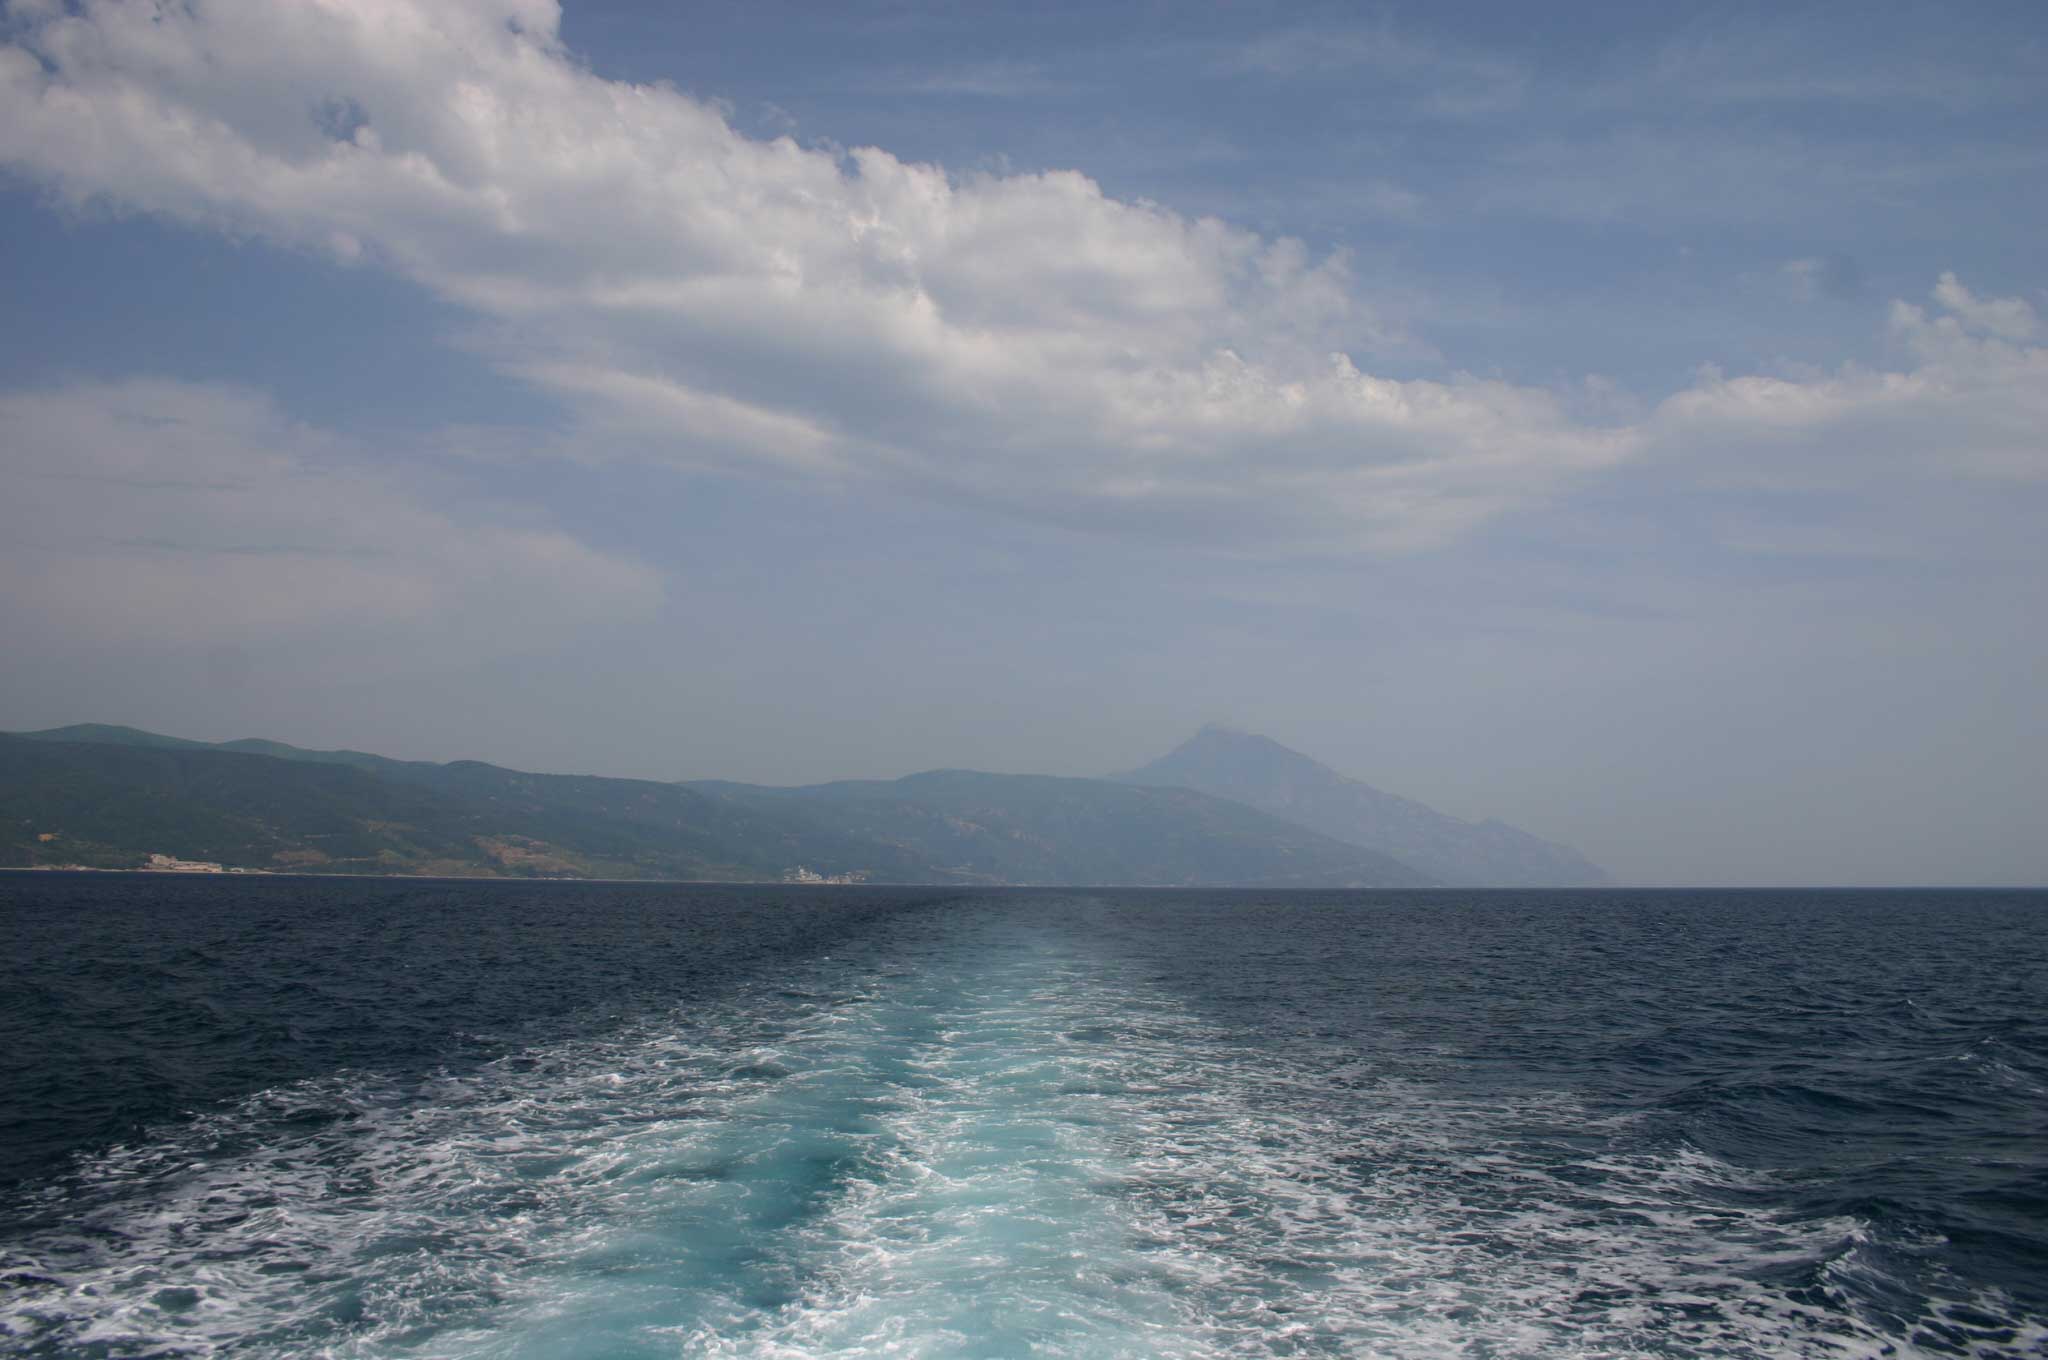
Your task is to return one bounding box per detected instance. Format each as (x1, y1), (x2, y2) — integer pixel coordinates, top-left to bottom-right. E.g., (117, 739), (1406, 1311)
(2, 0), (2044, 884)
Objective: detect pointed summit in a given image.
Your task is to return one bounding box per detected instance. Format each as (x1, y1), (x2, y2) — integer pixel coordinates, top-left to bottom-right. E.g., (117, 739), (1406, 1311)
(1129, 725), (1347, 811)
(1116, 728), (1612, 888)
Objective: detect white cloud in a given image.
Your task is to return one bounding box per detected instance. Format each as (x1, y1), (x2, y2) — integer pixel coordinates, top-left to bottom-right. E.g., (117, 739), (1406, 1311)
(1654, 276), (2048, 490)
(0, 0), (1618, 552)
(1, 4), (2040, 563)
(1930, 271), (2038, 341)
(0, 378), (662, 650)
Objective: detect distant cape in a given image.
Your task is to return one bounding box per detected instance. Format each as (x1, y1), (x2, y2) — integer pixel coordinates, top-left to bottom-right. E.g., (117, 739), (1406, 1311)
(1114, 725), (1612, 888)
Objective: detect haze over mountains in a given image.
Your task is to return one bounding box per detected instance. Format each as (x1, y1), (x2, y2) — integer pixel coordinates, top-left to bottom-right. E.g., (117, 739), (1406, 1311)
(1116, 726), (1611, 888)
(0, 723), (1500, 888)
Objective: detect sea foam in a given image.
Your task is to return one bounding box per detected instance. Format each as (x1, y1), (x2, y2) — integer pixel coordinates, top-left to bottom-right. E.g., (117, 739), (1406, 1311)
(3, 897), (2042, 1358)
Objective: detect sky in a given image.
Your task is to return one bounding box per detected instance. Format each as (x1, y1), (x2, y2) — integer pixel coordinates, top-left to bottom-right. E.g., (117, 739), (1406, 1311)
(1, 0), (2044, 886)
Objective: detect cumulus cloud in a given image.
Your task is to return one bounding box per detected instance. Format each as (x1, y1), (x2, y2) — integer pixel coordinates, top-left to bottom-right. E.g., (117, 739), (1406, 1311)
(1654, 275), (2048, 489)
(2, 3), (2040, 560)
(0, 0), (1622, 552)
(0, 378), (661, 650)
(1929, 271), (2038, 341)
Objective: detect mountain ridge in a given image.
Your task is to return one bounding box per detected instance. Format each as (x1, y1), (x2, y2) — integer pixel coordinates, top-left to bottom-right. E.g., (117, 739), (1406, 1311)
(1113, 724), (1612, 887)
(3, 724), (1433, 888)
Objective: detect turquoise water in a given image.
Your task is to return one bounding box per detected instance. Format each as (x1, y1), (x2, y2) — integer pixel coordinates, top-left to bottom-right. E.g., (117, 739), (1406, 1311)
(2, 880), (2045, 1357)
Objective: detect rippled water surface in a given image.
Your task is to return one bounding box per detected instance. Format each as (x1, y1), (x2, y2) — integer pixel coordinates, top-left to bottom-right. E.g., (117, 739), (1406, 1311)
(1, 876), (2044, 1357)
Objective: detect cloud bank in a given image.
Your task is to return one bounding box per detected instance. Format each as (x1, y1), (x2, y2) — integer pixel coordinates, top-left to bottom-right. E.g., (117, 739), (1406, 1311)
(0, 378), (660, 651)
(0, 0), (2040, 556)
(1656, 282), (2048, 492)
(0, 0), (1627, 551)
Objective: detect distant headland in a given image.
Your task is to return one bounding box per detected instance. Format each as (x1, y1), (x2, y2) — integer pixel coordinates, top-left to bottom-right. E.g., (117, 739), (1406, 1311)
(1, 722), (1608, 889)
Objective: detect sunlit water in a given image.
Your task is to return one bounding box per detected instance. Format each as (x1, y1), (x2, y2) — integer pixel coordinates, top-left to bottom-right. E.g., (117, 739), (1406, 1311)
(2, 879), (2044, 1357)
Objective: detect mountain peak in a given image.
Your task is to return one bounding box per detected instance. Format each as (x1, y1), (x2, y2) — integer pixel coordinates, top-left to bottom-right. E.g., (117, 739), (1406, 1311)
(1116, 728), (1612, 888)
(1136, 726), (1346, 790)
(1193, 722), (1258, 740)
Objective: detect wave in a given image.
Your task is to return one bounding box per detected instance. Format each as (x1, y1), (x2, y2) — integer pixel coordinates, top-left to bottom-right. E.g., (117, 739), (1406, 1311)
(2, 903), (2041, 1358)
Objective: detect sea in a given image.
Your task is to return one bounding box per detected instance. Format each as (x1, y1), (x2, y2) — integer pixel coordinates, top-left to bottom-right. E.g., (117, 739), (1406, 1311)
(0, 875), (2043, 1359)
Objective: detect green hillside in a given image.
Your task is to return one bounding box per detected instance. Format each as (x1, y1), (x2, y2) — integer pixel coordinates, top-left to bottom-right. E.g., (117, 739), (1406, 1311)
(1, 733), (925, 880)
(4, 725), (1435, 886)
(0, 737), (491, 874)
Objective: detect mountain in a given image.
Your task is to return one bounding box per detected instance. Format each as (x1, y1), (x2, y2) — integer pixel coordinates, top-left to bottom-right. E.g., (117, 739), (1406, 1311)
(1114, 725), (1612, 887)
(3, 725), (1433, 887)
(1, 731), (914, 881)
(684, 770), (1433, 888)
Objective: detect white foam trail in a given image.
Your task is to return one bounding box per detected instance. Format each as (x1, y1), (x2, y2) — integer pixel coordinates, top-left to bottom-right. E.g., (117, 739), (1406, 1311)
(656, 915), (2044, 1360)
(678, 932), (1199, 1359)
(0, 961), (894, 1358)
(2, 905), (2039, 1359)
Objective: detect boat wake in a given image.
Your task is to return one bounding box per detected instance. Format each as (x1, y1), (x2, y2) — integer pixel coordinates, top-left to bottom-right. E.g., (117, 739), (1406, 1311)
(2, 902), (2039, 1358)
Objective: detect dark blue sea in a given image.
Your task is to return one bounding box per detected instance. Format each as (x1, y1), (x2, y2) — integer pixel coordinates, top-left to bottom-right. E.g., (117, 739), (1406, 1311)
(1, 876), (2043, 1358)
